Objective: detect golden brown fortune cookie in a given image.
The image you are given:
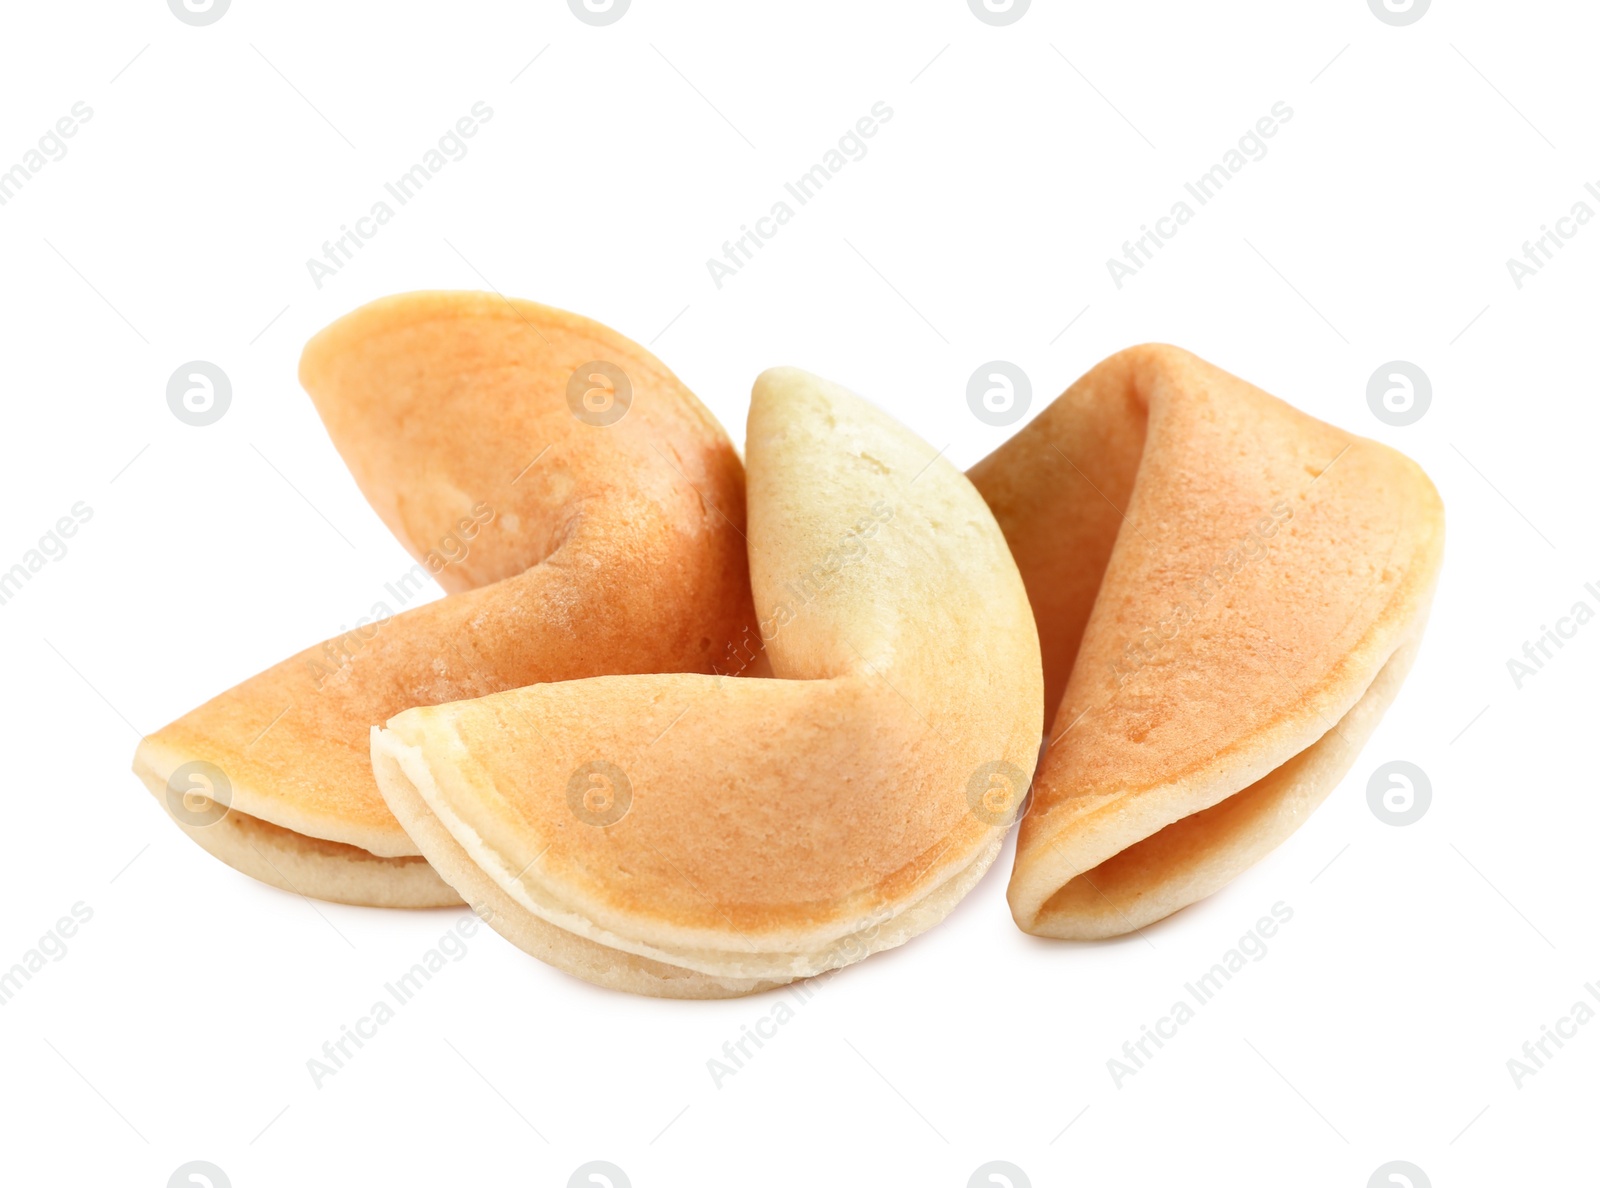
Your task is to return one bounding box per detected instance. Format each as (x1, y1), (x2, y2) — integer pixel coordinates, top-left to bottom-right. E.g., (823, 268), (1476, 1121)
(968, 345), (1444, 939)
(133, 291), (757, 907)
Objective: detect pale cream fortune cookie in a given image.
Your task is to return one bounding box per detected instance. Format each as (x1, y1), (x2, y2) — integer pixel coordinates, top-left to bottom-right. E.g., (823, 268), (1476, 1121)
(371, 367), (1044, 997)
(968, 345), (1444, 939)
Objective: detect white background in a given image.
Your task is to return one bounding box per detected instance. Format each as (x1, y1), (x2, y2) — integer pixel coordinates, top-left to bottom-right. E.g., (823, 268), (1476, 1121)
(2, 1), (1596, 1185)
